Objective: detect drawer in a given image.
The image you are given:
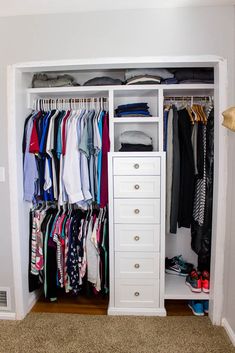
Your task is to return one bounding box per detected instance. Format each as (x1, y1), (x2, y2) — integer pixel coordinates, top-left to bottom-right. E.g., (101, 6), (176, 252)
(114, 199), (160, 224)
(113, 157), (161, 176)
(115, 224), (160, 252)
(114, 176), (160, 198)
(115, 252), (159, 279)
(115, 279), (159, 308)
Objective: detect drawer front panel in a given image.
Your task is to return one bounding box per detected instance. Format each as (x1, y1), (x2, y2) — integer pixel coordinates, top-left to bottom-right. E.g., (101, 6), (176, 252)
(114, 199), (160, 224)
(115, 224), (160, 252)
(114, 176), (160, 198)
(115, 252), (159, 279)
(113, 157), (161, 176)
(115, 279), (159, 308)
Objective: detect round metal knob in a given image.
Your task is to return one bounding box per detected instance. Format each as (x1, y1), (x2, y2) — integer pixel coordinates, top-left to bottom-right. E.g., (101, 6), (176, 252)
(134, 264), (140, 269)
(134, 184), (140, 190)
(134, 163), (139, 169)
(134, 209), (140, 214)
(134, 236), (140, 241)
(134, 292), (140, 297)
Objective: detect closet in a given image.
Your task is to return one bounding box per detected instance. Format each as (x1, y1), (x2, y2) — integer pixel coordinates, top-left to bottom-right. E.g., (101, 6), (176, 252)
(7, 57), (227, 323)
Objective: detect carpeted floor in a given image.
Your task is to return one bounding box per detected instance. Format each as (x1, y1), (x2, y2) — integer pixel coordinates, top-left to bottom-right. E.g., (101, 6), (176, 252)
(0, 313), (234, 353)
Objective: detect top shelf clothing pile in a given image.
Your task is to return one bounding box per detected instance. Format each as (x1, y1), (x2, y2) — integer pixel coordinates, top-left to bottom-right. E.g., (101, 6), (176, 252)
(22, 108), (110, 209)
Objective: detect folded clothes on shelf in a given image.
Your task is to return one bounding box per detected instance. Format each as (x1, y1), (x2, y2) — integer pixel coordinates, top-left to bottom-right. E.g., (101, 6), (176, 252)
(32, 73), (78, 88)
(119, 130), (153, 146)
(115, 102), (152, 117)
(83, 76), (123, 86)
(172, 68), (214, 83)
(125, 68), (174, 81)
(126, 75), (161, 85)
(119, 143), (153, 152)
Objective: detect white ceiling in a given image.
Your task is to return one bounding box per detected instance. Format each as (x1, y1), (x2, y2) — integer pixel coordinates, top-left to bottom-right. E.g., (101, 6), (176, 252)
(0, 0), (234, 17)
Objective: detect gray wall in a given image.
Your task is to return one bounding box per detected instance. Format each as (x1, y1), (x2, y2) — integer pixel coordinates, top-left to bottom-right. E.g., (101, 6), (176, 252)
(0, 6), (234, 314)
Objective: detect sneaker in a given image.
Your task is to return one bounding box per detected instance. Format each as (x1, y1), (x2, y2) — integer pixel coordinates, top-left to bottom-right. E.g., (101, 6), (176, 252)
(165, 255), (193, 276)
(188, 300), (204, 316)
(201, 271), (210, 293)
(203, 300), (209, 314)
(185, 270), (202, 292)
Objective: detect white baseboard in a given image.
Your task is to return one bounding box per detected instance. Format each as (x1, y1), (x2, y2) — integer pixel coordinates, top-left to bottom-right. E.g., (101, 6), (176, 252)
(0, 312), (16, 320)
(108, 306), (167, 316)
(222, 318), (235, 346)
(27, 289), (42, 314)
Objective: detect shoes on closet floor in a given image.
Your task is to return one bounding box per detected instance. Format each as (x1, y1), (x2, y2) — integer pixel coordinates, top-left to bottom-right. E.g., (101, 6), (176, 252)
(188, 300), (204, 316)
(203, 300), (209, 314)
(185, 270), (202, 292)
(165, 255), (193, 276)
(201, 271), (210, 293)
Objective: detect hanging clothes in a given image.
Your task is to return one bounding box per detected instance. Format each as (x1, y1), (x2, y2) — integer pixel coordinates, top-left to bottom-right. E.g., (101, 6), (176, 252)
(28, 204), (109, 300)
(177, 108), (195, 228)
(191, 108), (214, 271)
(22, 106), (110, 209)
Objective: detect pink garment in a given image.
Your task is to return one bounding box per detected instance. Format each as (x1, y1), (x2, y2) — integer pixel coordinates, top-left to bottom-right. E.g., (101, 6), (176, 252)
(100, 113), (110, 208)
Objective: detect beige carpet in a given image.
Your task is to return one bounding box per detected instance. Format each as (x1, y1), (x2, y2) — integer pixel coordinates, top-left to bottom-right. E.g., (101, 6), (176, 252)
(0, 313), (234, 353)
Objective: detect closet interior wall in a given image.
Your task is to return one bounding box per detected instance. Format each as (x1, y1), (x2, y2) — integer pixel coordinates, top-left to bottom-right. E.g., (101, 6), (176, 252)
(7, 58), (227, 323)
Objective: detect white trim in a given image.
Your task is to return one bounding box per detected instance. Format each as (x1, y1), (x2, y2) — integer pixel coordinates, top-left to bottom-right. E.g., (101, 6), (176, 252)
(27, 290), (41, 313)
(7, 65), (25, 320)
(0, 312), (16, 320)
(222, 318), (235, 346)
(209, 59), (228, 325)
(13, 55), (223, 71)
(108, 307), (166, 316)
(8, 56), (227, 323)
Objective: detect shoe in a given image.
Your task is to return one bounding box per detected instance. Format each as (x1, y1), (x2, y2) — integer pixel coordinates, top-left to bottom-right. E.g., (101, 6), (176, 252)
(201, 271), (210, 293)
(188, 300), (204, 316)
(203, 300), (209, 314)
(185, 270), (202, 292)
(165, 255), (193, 277)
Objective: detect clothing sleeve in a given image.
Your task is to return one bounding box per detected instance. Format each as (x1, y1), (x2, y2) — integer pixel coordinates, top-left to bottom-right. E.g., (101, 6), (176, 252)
(63, 118), (84, 203)
(23, 152), (39, 201)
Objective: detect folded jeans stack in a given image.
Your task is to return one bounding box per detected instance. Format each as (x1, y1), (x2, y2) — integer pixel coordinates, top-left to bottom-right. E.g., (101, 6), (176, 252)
(119, 130), (153, 152)
(115, 103), (151, 117)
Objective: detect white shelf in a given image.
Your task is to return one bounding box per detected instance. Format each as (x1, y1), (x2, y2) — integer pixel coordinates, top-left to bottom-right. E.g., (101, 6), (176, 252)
(27, 83), (214, 95)
(165, 274), (210, 300)
(113, 117), (160, 123)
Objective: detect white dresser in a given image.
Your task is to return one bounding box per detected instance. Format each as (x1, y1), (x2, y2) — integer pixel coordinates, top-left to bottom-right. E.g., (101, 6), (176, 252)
(108, 152), (166, 316)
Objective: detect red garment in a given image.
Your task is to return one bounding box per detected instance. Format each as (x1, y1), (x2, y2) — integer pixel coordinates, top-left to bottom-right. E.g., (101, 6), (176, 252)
(29, 114), (40, 153)
(100, 113), (110, 208)
(62, 110), (71, 156)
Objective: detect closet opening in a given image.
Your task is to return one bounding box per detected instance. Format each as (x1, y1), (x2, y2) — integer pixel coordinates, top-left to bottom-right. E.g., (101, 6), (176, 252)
(7, 57), (227, 322)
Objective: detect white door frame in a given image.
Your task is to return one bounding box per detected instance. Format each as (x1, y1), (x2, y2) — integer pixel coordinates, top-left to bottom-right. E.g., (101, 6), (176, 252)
(7, 56), (228, 323)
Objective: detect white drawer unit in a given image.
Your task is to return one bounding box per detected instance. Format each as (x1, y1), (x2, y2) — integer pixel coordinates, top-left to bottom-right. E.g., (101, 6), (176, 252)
(108, 152), (165, 316)
(115, 279), (160, 308)
(114, 224), (160, 252)
(115, 252), (159, 279)
(114, 175), (161, 198)
(113, 157), (161, 176)
(114, 198), (160, 224)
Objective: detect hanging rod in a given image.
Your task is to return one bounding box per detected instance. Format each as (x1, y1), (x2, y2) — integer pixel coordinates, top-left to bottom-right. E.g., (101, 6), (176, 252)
(164, 96), (213, 100)
(35, 97), (108, 103)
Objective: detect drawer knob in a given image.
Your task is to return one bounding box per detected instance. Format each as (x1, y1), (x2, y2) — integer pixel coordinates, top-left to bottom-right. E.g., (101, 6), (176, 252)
(134, 263), (140, 269)
(134, 236), (140, 241)
(134, 292), (140, 297)
(134, 209), (140, 214)
(134, 184), (140, 190)
(134, 163), (139, 169)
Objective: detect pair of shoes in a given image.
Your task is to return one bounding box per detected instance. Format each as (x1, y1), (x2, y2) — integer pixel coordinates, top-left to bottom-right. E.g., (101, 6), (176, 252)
(185, 270), (210, 293)
(188, 300), (209, 316)
(165, 255), (193, 277)
(201, 271), (210, 293)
